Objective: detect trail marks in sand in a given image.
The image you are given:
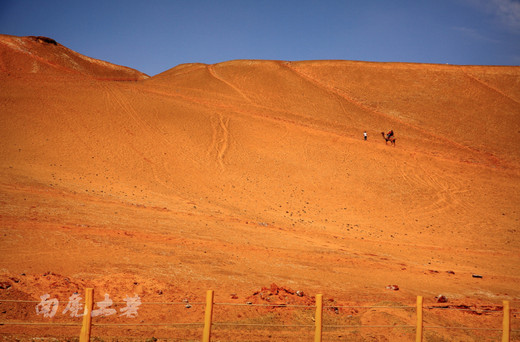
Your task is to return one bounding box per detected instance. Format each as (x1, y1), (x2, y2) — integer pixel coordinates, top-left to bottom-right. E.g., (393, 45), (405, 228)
(210, 113), (231, 170)
(207, 65), (252, 103)
(396, 157), (470, 219)
(462, 69), (520, 106)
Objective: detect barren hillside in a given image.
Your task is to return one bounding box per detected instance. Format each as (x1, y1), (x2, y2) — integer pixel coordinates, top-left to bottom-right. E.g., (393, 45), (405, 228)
(1, 35), (519, 340)
(0, 34), (148, 80)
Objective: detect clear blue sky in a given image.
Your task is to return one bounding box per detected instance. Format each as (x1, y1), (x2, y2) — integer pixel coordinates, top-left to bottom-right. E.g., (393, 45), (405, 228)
(1, 0), (519, 76)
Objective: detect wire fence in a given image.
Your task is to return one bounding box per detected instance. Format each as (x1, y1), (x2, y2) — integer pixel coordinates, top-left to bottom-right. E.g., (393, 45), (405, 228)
(1, 290), (519, 341)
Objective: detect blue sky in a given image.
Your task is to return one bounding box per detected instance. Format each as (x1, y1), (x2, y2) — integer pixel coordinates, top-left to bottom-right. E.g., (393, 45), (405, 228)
(1, 0), (519, 76)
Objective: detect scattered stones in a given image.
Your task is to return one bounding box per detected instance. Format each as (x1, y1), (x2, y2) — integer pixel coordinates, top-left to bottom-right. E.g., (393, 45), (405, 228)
(435, 295), (448, 303)
(385, 285), (399, 291)
(182, 298), (191, 308)
(332, 307), (339, 314)
(0, 282), (11, 290)
(30, 36), (58, 45)
(248, 284), (312, 306)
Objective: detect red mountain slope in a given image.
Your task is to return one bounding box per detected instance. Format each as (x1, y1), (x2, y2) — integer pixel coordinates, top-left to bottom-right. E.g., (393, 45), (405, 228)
(1, 35), (519, 341)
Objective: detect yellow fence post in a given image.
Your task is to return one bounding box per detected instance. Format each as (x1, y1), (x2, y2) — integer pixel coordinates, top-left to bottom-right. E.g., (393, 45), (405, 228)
(502, 300), (510, 342)
(416, 295), (423, 342)
(79, 288), (94, 342)
(314, 294), (323, 342)
(202, 290), (214, 342)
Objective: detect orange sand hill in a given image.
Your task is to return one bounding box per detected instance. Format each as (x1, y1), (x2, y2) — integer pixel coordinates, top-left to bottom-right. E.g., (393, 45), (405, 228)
(1, 34), (519, 341)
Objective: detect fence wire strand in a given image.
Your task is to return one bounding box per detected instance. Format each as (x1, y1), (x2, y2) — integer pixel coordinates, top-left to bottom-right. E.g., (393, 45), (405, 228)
(213, 323), (315, 327)
(91, 322), (204, 327)
(1, 296), (518, 338)
(324, 324), (414, 329)
(0, 322), (81, 326)
(424, 325), (502, 331)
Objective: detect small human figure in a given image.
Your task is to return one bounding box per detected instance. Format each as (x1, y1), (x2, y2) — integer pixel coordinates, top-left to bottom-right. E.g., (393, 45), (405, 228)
(386, 130), (394, 139)
(363, 131), (367, 141)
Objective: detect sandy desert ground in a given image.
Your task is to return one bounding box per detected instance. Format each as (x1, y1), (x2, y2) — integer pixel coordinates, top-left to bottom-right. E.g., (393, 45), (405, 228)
(1, 34), (519, 341)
